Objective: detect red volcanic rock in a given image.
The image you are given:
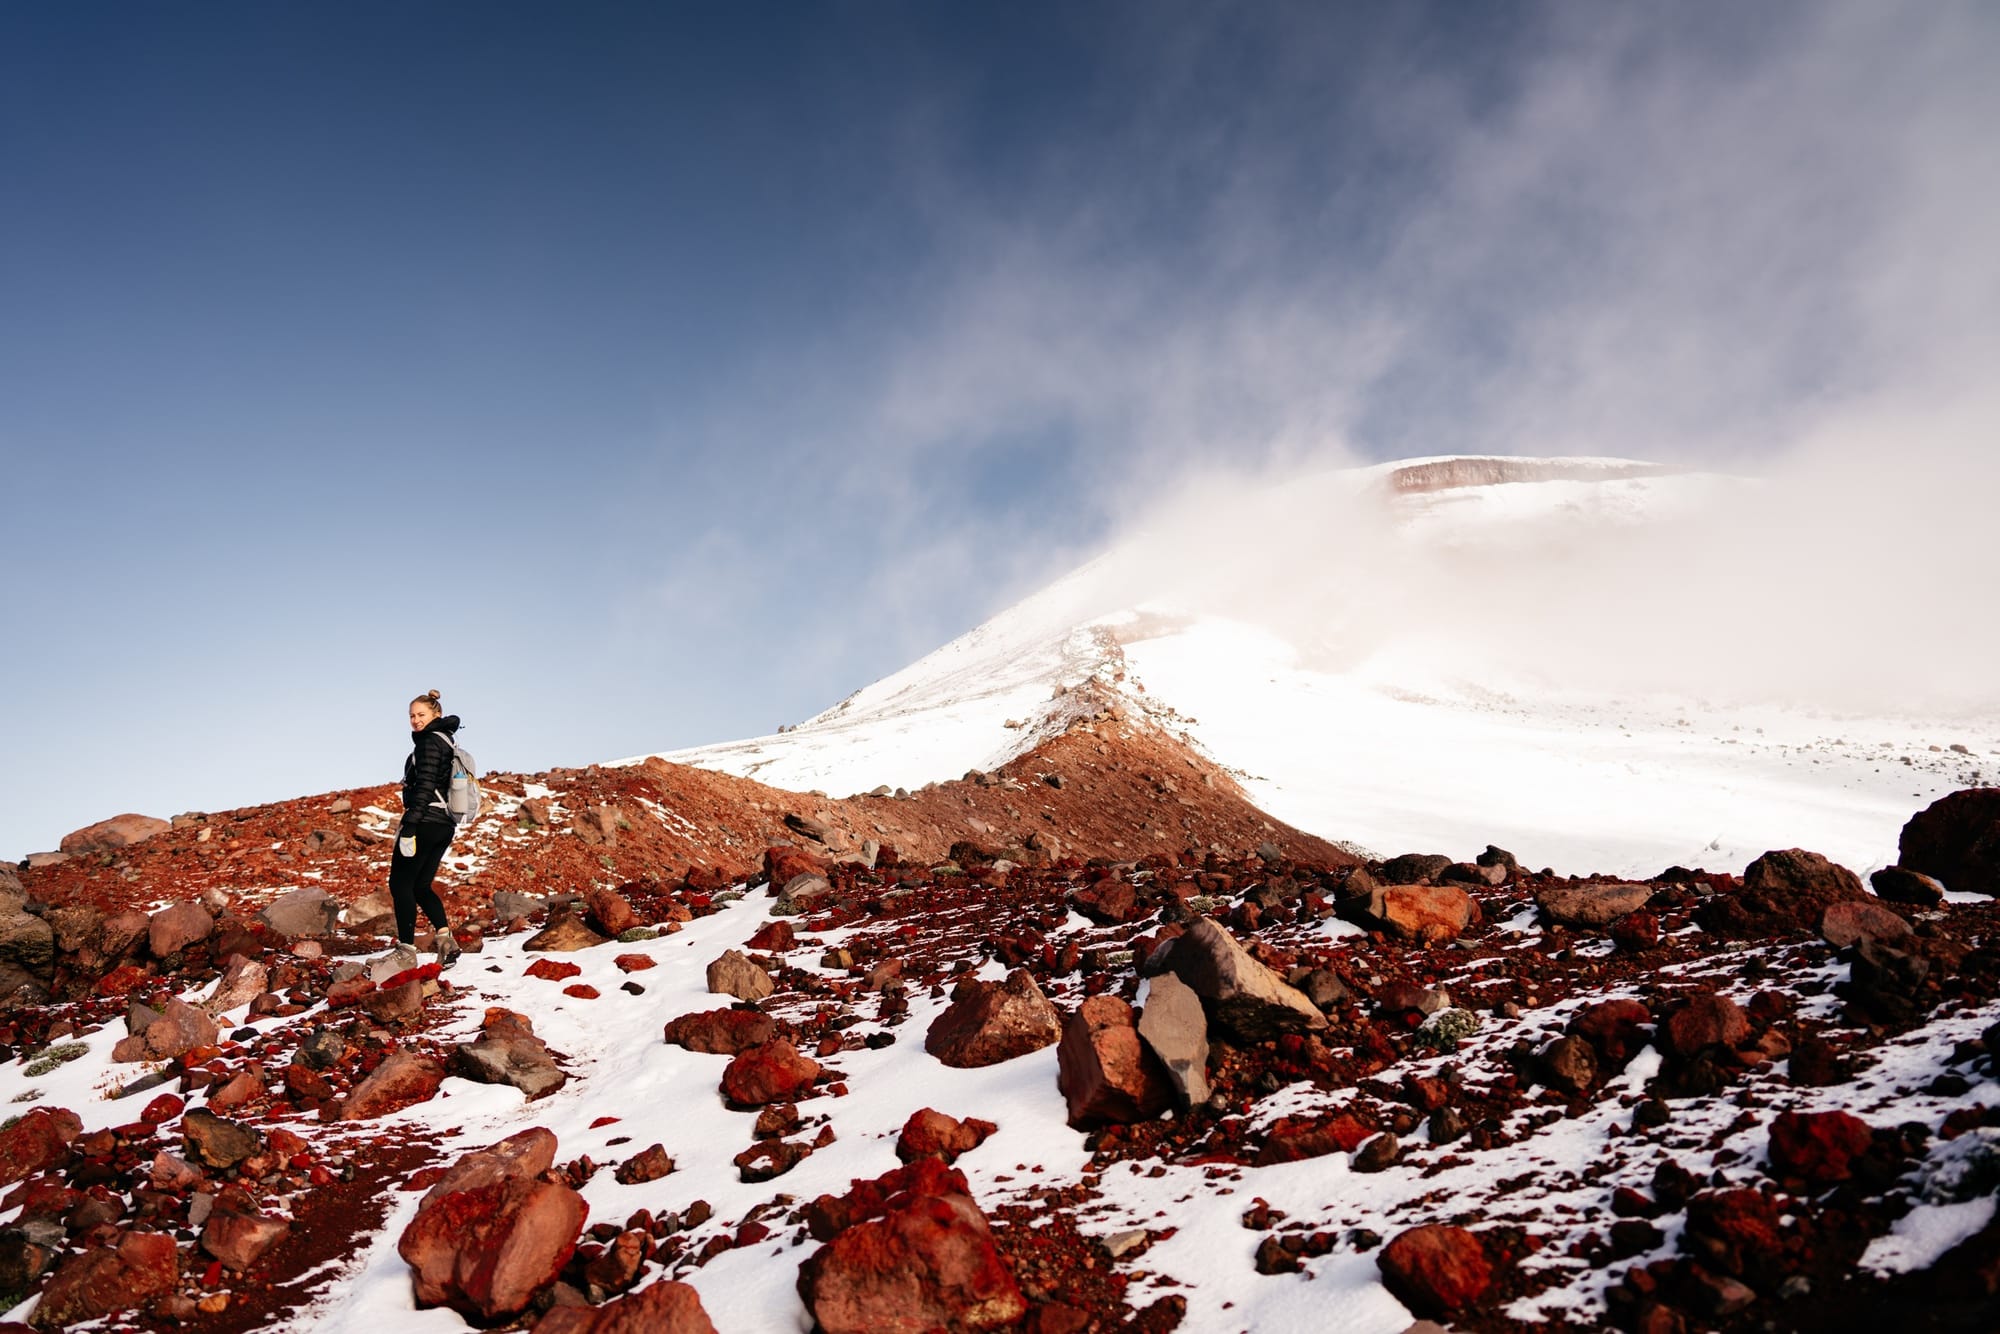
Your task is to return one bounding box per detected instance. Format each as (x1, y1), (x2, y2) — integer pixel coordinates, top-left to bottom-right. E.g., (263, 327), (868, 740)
(665, 1007), (778, 1055)
(526, 958), (583, 982)
(532, 1278), (718, 1334)
(583, 887), (639, 937)
(706, 949), (774, 1002)
(735, 1138), (813, 1182)
(201, 1188), (290, 1271)
(1659, 992), (1750, 1058)
(1071, 881), (1143, 925)
(325, 974), (376, 1008)
(183, 1108), (261, 1170)
(1056, 995), (1173, 1128)
(98, 909), (150, 960)
(94, 962), (151, 996)
(1768, 1109), (1875, 1183)
(613, 1144), (675, 1185)
(286, 1063), (334, 1104)
(1370, 883), (1476, 944)
(765, 844), (828, 887)
(746, 920), (797, 952)
(1569, 999), (1654, 1065)
(0, 1107), (81, 1187)
(1870, 865), (1947, 907)
(146, 901), (215, 960)
(1703, 848), (1865, 936)
(721, 1040), (821, 1106)
(206, 1068), (266, 1112)
(924, 969), (1061, 1068)
(1537, 882), (1655, 928)
(361, 979), (426, 1026)
(112, 997), (219, 1063)
(1160, 919), (1325, 1041)
(337, 1050), (446, 1121)
(1538, 1036), (1599, 1095)
(140, 1093), (185, 1124)
(453, 1008), (567, 1101)
(524, 913), (608, 952)
(1377, 1224), (1493, 1318)
(59, 813), (169, 854)
(614, 953), (656, 972)
(1136, 971), (1212, 1107)
(564, 984), (601, 999)
(1820, 899), (1913, 948)
(399, 1128), (588, 1321)
(28, 1229), (178, 1329)
(798, 1163), (1027, 1334)
(1609, 910), (1661, 952)
(1683, 1189), (1784, 1277)
(1898, 787), (2000, 896)
(895, 1109), (997, 1165)
(1255, 1114), (1372, 1166)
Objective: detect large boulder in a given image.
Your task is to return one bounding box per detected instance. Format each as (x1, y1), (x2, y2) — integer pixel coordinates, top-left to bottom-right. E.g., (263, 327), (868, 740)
(663, 1007), (778, 1055)
(201, 954), (270, 1015)
(1820, 899), (1913, 949)
(706, 949), (774, 1002)
(1701, 848), (1864, 936)
(182, 1109), (261, 1171)
(452, 1007), (568, 1100)
(200, 1187), (291, 1271)
(720, 1040), (821, 1105)
(1136, 972), (1212, 1108)
(336, 1050), (446, 1120)
(398, 1128), (588, 1321)
(1899, 788), (2000, 896)
(1161, 919), (1326, 1041)
(147, 901), (215, 959)
(0, 1108), (82, 1187)
(257, 887), (342, 939)
(28, 1230), (178, 1329)
(1367, 883), (1477, 944)
(1056, 996), (1173, 1128)
(524, 912), (607, 952)
(1768, 1110), (1875, 1184)
(924, 969), (1061, 1068)
(1377, 1224), (1493, 1318)
(798, 1161), (1027, 1334)
(582, 887), (638, 937)
(1870, 865), (1947, 907)
(1659, 991), (1751, 1058)
(895, 1110), (997, 1165)
(1378, 853), (1454, 884)
(59, 813), (169, 854)
(532, 1279), (718, 1334)
(1537, 882), (1656, 929)
(111, 997), (219, 1062)
(0, 910), (55, 976)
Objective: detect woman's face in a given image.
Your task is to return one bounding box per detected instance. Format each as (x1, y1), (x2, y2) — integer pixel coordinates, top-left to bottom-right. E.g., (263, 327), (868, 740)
(409, 701), (438, 732)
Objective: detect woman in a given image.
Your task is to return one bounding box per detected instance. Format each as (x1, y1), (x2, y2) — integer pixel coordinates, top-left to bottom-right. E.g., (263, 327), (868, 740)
(390, 689), (461, 968)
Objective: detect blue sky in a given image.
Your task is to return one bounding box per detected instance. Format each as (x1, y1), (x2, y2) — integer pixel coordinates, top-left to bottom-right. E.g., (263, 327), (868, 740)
(4, 3), (1996, 856)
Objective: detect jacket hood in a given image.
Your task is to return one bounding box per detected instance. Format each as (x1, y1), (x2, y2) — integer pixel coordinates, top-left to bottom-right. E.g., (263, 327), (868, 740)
(419, 715), (461, 737)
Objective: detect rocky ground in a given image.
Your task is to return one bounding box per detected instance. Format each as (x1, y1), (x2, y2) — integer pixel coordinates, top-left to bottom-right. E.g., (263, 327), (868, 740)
(2, 722), (1997, 1332)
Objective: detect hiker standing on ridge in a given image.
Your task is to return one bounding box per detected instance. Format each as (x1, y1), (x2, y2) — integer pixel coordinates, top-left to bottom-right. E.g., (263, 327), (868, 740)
(391, 689), (462, 969)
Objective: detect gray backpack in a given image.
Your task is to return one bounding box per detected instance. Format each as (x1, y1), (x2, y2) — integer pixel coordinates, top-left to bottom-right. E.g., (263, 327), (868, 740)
(428, 732), (482, 827)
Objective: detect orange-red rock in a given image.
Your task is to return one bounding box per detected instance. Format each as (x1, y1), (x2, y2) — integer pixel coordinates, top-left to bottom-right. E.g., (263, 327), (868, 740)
(1377, 1224), (1492, 1317)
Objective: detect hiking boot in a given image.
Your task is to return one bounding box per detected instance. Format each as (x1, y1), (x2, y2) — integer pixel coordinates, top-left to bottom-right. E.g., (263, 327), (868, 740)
(435, 930), (461, 970)
(369, 944), (420, 982)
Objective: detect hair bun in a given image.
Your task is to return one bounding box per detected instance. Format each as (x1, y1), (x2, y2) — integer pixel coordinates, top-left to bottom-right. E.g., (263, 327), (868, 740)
(426, 690), (442, 703)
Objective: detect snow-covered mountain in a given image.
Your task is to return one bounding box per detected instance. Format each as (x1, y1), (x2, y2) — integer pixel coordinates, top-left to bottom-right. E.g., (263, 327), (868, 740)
(664, 456), (1997, 879)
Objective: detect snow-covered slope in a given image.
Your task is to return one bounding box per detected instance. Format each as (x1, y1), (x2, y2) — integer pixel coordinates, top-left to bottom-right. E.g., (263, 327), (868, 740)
(661, 457), (1998, 878)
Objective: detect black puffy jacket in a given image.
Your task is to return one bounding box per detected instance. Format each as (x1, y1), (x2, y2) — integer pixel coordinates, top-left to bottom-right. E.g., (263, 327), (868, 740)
(400, 715), (462, 833)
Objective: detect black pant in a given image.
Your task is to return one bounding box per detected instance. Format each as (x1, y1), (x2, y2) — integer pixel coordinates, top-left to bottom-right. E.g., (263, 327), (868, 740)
(389, 821), (452, 945)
